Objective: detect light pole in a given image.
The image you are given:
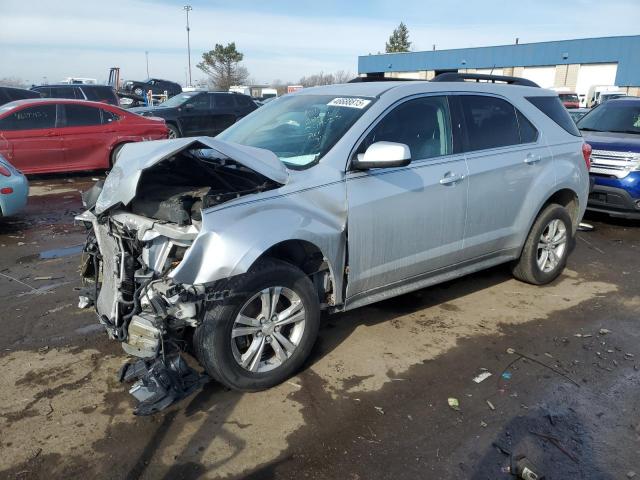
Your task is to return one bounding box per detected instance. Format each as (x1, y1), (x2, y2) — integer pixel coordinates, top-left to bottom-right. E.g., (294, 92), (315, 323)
(145, 51), (149, 78)
(183, 5), (192, 87)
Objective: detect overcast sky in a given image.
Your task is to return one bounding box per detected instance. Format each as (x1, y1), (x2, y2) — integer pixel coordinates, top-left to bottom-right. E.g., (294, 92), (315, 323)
(1, 0), (639, 86)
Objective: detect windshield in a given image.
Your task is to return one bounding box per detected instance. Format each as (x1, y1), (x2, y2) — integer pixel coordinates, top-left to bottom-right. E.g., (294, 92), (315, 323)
(217, 94), (374, 168)
(578, 102), (640, 134)
(158, 92), (199, 108)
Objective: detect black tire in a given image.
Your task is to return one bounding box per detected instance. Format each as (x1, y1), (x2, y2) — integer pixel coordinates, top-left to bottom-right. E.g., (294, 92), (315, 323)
(133, 86), (144, 97)
(194, 259), (320, 391)
(512, 203), (573, 285)
(110, 144), (125, 167)
(166, 124), (180, 139)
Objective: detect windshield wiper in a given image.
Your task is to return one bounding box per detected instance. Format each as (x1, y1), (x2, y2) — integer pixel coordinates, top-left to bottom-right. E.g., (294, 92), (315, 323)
(607, 130), (640, 135)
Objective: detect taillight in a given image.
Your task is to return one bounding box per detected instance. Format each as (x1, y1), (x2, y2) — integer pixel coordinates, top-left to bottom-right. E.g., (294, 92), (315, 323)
(582, 142), (592, 170)
(0, 165), (11, 177)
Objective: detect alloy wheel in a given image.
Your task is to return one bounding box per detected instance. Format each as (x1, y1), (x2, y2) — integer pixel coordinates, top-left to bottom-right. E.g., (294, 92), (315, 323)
(231, 287), (306, 373)
(536, 219), (567, 273)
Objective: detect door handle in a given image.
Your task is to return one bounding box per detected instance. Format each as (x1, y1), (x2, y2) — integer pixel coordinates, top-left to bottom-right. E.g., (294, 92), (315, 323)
(524, 153), (541, 164)
(439, 173), (465, 185)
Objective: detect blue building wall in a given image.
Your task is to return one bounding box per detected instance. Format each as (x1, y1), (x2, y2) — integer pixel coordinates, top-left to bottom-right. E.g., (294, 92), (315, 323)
(358, 36), (640, 86)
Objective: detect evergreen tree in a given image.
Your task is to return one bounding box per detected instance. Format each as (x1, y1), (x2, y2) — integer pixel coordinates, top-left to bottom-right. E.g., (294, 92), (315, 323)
(385, 22), (411, 53)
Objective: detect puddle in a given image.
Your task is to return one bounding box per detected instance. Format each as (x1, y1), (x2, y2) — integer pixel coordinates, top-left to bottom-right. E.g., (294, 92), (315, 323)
(39, 245), (83, 259)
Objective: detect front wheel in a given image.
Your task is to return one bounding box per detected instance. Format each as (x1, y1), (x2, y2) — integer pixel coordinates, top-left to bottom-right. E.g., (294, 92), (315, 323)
(512, 203), (573, 285)
(166, 124), (180, 139)
(194, 259), (320, 391)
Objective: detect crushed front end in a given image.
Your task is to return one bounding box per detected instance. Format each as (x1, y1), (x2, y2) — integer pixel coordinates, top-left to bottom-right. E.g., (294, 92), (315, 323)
(75, 138), (286, 414)
(78, 209), (209, 415)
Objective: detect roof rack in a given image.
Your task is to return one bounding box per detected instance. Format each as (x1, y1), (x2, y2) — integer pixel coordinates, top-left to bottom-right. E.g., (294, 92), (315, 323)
(431, 72), (539, 88)
(348, 77), (422, 83)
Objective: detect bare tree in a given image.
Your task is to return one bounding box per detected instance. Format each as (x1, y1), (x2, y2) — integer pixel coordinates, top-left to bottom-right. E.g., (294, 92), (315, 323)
(0, 77), (28, 88)
(299, 70), (352, 87)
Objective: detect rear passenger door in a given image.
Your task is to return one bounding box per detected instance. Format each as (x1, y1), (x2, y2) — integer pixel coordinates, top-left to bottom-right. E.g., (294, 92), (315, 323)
(59, 103), (111, 170)
(453, 94), (546, 259)
(346, 95), (468, 300)
(211, 93), (238, 134)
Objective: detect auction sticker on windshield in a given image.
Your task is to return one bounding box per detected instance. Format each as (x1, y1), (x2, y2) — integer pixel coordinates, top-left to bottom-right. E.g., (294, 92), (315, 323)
(327, 97), (372, 109)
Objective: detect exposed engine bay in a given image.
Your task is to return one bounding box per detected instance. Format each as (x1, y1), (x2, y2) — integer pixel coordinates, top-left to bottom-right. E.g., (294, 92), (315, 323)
(77, 140), (283, 414)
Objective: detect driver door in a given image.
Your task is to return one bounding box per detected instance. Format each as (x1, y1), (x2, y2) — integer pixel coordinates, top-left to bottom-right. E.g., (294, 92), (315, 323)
(345, 95), (468, 300)
(179, 93), (213, 136)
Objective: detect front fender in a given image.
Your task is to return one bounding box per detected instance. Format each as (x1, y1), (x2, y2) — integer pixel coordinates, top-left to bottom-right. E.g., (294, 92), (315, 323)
(169, 182), (347, 300)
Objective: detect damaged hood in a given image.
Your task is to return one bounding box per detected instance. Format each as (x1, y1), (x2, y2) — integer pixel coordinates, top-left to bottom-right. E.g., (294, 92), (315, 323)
(95, 137), (288, 214)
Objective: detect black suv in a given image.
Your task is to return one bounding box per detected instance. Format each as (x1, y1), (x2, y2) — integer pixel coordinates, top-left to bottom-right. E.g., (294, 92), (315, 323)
(130, 91), (258, 138)
(30, 84), (119, 106)
(0, 86), (40, 106)
(123, 78), (182, 98)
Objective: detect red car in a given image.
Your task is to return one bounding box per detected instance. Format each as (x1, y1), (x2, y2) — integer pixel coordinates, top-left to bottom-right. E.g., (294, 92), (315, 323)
(558, 92), (580, 109)
(0, 99), (168, 174)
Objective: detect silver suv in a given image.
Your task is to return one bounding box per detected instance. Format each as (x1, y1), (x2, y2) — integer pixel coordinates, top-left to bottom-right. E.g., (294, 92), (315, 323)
(77, 74), (590, 414)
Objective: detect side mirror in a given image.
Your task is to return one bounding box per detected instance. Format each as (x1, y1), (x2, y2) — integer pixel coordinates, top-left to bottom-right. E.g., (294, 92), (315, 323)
(352, 141), (411, 170)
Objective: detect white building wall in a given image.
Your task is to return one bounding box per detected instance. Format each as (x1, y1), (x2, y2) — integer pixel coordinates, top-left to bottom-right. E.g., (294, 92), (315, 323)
(520, 66), (556, 88)
(575, 63), (618, 99)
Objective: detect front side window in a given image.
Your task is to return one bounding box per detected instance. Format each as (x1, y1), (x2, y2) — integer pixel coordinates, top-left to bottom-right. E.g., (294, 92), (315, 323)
(460, 95), (520, 151)
(358, 96), (452, 161)
(185, 93), (210, 111)
(577, 101), (640, 135)
(0, 104), (57, 130)
(214, 94), (235, 108)
(64, 104), (102, 127)
(218, 94), (375, 168)
(159, 92), (199, 108)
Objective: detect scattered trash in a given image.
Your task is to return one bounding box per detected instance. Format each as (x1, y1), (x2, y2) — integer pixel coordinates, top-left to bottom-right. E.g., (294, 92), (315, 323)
(599, 328), (611, 335)
(503, 348), (580, 388)
(448, 398), (460, 411)
(544, 352), (553, 359)
(625, 353), (635, 359)
(501, 371), (513, 380)
(486, 400), (496, 411)
(473, 371), (492, 383)
(578, 222), (594, 232)
(33, 276), (53, 281)
(627, 471), (636, 479)
(480, 421), (487, 428)
(374, 406), (385, 415)
(514, 455), (545, 480)
(407, 414), (413, 421)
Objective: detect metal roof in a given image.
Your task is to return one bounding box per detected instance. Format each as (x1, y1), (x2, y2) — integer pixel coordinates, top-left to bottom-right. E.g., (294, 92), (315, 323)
(358, 35), (640, 86)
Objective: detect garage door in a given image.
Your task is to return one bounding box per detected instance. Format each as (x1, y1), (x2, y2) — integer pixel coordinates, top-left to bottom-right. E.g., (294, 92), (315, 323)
(575, 63), (618, 98)
(521, 67), (556, 88)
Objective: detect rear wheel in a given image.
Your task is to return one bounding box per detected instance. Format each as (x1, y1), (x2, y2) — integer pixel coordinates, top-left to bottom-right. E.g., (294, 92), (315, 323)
(194, 259), (320, 391)
(133, 86), (144, 97)
(166, 124), (180, 139)
(512, 203), (573, 285)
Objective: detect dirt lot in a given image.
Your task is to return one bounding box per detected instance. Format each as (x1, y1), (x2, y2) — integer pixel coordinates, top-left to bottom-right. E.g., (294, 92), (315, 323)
(1, 175), (639, 480)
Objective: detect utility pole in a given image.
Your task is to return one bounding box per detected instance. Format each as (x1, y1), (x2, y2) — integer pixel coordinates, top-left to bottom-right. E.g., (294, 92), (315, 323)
(145, 51), (149, 78)
(183, 5), (193, 87)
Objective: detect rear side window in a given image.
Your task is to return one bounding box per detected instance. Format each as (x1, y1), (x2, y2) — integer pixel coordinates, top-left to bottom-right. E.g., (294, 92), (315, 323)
(0, 104), (57, 130)
(64, 104), (102, 127)
(460, 95), (520, 151)
(34, 87), (52, 98)
(359, 96), (452, 160)
(526, 96), (580, 136)
(236, 95), (253, 107)
(102, 110), (120, 123)
(83, 86), (116, 103)
(214, 94), (235, 108)
(516, 110), (539, 143)
(49, 86), (76, 99)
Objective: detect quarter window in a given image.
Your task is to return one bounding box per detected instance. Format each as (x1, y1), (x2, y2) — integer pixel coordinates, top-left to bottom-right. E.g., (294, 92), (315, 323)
(0, 105), (57, 130)
(102, 110), (120, 123)
(64, 104), (102, 127)
(460, 95), (520, 151)
(359, 96), (452, 161)
(516, 110), (539, 143)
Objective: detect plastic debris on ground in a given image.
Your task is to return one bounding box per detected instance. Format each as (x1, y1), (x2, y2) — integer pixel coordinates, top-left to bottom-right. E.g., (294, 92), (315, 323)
(473, 371), (493, 383)
(448, 397), (460, 411)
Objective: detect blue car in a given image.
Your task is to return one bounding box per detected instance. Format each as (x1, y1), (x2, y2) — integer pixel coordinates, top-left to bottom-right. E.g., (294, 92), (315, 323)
(578, 98), (640, 219)
(0, 153), (28, 217)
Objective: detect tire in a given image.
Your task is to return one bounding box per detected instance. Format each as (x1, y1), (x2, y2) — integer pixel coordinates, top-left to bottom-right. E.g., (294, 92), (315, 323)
(512, 203), (573, 285)
(133, 86), (144, 97)
(194, 259), (320, 391)
(166, 124), (180, 139)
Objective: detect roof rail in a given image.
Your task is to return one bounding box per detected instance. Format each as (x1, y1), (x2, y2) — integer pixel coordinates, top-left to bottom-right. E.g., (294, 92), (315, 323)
(348, 76), (423, 83)
(431, 72), (539, 88)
